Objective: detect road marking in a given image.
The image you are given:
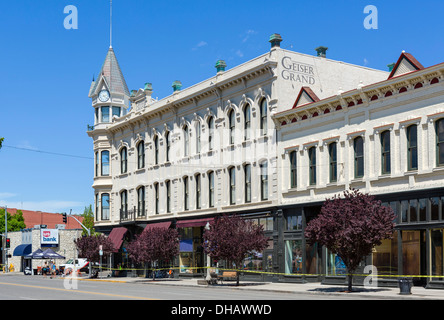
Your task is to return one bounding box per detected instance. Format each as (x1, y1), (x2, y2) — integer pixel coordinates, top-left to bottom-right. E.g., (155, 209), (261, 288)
(0, 281), (159, 300)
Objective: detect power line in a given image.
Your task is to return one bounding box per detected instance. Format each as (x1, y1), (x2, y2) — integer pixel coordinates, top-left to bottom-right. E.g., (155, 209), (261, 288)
(3, 145), (93, 160)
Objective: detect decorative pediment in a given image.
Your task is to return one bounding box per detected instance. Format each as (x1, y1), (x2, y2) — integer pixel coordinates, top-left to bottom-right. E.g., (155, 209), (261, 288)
(388, 52), (424, 79)
(292, 87), (320, 109)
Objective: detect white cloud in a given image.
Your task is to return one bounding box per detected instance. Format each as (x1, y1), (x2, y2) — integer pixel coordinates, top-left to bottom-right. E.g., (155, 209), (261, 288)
(192, 41), (208, 51)
(0, 193), (17, 199)
(242, 29), (257, 43)
(0, 200), (85, 213)
(236, 50), (244, 58)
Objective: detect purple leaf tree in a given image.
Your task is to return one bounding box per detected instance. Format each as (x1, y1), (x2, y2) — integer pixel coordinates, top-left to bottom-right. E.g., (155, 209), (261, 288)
(305, 189), (395, 292)
(127, 227), (179, 280)
(74, 234), (114, 263)
(203, 214), (269, 286)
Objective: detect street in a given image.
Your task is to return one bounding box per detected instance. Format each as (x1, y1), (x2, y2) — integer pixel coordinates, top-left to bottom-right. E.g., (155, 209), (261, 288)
(0, 274), (363, 301)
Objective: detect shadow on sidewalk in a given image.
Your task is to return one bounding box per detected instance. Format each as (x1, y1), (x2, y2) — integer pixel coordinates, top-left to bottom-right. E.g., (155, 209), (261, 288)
(308, 286), (392, 294)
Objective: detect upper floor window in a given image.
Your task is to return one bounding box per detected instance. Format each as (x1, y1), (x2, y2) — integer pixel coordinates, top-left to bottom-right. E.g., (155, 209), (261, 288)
(101, 106), (110, 122)
(229, 109), (235, 145)
(165, 131), (171, 162)
(196, 122), (202, 154)
(153, 135), (159, 165)
(381, 131), (391, 175)
(260, 161), (268, 201)
(166, 180), (171, 213)
(137, 186), (145, 217)
(229, 167), (236, 205)
(195, 174), (202, 209)
(308, 147), (316, 185)
(154, 183), (159, 214)
(184, 177), (189, 211)
(328, 143), (337, 183)
(407, 125), (418, 171)
(101, 193), (110, 220)
(120, 190), (128, 218)
(289, 151), (297, 188)
(101, 150), (110, 176)
(208, 171), (215, 208)
(184, 125), (190, 157)
(244, 164), (251, 203)
(112, 106), (121, 118)
(137, 141), (145, 169)
(208, 117), (215, 151)
(436, 119), (444, 166)
(244, 104), (251, 141)
(260, 99), (268, 136)
(354, 137), (364, 178)
(95, 152), (99, 177)
(120, 147), (128, 174)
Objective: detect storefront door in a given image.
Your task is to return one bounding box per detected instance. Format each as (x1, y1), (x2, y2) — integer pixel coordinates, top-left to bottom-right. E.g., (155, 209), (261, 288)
(402, 230), (426, 285)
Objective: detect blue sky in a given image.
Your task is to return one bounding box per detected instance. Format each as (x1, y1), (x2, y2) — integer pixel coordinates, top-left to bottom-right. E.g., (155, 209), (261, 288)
(0, 0), (444, 215)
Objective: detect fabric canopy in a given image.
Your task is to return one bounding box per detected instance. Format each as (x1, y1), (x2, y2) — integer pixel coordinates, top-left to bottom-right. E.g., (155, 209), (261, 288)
(176, 218), (214, 228)
(144, 221), (171, 232)
(41, 248), (65, 259)
(13, 244), (32, 257)
(108, 227), (128, 252)
(26, 249), (44, 259)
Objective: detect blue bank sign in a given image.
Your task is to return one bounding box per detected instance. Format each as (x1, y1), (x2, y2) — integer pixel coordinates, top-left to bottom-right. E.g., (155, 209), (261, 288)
(41, 229), (59, 247)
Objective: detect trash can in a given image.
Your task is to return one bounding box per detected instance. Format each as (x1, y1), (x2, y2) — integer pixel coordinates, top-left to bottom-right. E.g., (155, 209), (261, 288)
(24, 267), (32, 276)
(398, 278), (412, 295)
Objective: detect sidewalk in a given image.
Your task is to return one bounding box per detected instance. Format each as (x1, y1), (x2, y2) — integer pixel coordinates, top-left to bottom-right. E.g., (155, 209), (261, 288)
(79, 274), (444, 300)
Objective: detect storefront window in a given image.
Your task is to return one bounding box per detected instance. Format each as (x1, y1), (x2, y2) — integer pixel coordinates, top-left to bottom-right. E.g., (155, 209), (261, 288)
(259, 217), (273, 231)
(431, 229), (444, 280)
(286, 215), (302, 230)
(402, 230), (420, 276)
(419, 198), (427, 221)
(372, 231), (398, 276)
(431, 197), (440, 221)
(306, 243), (321, 275)
(326, 250), (346, 276)
(285, 240), (303, 274)
(179, 227), (204, 274)
(243, 251), (263, 271)
(401, 200), (408, 223)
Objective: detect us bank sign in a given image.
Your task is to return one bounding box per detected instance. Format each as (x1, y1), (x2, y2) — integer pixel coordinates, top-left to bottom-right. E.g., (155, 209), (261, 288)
(281, 56), (316, 85)
(41, 229), (59, 247)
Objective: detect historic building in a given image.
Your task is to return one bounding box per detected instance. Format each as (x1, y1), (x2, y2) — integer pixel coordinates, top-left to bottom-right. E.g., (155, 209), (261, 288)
(274, 52), (444, 288)
(87, 34), (397, 280)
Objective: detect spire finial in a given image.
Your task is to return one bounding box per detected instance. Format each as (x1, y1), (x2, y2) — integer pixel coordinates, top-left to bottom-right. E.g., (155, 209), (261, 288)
(110, 0), (113, 48)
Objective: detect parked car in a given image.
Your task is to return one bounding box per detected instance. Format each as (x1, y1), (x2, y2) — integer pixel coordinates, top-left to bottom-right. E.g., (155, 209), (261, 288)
(59, 258), (89, 274)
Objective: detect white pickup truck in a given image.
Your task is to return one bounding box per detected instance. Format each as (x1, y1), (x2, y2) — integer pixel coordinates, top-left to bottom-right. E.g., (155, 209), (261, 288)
(59, 258), (89, 274)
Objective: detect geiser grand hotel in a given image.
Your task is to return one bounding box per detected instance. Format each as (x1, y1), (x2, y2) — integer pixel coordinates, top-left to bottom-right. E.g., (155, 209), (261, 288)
(87, 34), (444, 289)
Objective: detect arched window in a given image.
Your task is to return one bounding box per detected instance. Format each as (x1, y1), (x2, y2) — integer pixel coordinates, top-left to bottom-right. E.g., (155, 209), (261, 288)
(120, 147), (127, 174)
(165, 131), (171, 162)
(137, 141), (145, 169)
(381, 131), (391, 174)
(354, 137), (364, 178)
(260, 99), (268, 136)
(137, 186), (145, 217)
(244, 104), (251, 141)
(229, 167), (236, 205)
(289, 151), (297, 188)
(308, 147), (316, 185)
(154, 183), (159, 214)
(407, 125), (418, 171)
(208, 117), (214, 151)
(101, 150), (110, 176)
(120, 190), (128, 219)
(244, 164), (251, 203)
(153, 135), (159, 165)
(436, 119), (444, 166)
(166, 180), (171, 213)
(229, 109), (235, 145)
(328, 142), (337, 182)
(196, 122), (202, 154)
(184, 125), (190, 157)
(184, 177), (189, 211)
(260, 161), (268, 200)
(195, 174), (201, 209)
(208, 171), (215, 208)
(101, 193), (110, 220)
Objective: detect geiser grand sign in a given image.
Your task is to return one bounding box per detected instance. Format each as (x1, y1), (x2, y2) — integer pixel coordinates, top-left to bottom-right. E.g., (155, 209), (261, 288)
(281, 56), (316, 85)
(41, 229), (59, 247)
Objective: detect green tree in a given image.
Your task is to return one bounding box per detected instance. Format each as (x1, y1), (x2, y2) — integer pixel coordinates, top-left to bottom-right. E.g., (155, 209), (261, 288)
(0, 137), (4, 149)
(81, 204), (95, 236)
(0, 208), (26, 233)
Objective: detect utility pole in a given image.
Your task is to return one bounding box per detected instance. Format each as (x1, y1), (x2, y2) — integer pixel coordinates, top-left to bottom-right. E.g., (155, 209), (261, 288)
(66, 210), (93, 277)
(4, 206), (7, 273)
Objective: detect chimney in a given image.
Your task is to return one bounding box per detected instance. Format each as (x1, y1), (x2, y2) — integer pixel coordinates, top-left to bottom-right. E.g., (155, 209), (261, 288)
(387, 63), (395, 72)
(172, 80), (182, 92)
(144, 82), (153, 93)
(269, 33), (283, 48)
(315, 46), (328, 58)
(215, 60), (227, 73)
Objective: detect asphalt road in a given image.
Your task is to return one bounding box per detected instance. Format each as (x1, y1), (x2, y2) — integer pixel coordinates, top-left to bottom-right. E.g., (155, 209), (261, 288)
(0, 274), (364, 301)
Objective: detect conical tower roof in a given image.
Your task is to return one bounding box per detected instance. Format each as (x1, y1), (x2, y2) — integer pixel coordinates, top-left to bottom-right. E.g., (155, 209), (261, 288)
(89, 47), (130, 97)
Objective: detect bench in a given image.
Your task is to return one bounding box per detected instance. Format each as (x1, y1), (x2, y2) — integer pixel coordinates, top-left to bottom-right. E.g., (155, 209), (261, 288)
(218, 271), (237, 284)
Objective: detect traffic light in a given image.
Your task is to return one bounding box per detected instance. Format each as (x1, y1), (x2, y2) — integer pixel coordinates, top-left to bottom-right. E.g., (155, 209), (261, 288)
(5, 238), (10, 249)
(62, 212), (67, 223)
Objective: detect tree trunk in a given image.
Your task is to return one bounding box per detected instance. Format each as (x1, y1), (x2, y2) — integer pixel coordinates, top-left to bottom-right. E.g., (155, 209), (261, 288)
(348, 274), (353, 292)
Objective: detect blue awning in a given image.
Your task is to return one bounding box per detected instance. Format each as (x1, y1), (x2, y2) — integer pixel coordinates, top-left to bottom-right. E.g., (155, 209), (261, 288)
(13, 244), (32, 257)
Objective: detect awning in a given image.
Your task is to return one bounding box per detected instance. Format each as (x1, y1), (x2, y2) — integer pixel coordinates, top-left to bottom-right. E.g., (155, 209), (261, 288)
(108, 227), (128, 252)
(13, 244), (32, 257)
(144, 221), (172, 232)
(176, 218), (214, 228)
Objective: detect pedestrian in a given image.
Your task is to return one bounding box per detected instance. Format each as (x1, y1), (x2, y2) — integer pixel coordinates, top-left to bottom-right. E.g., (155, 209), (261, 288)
(50, 261), (56, 278)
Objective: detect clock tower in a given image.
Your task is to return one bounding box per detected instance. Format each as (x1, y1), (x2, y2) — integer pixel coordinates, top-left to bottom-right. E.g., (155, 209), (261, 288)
(88, 47), (130, 128)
